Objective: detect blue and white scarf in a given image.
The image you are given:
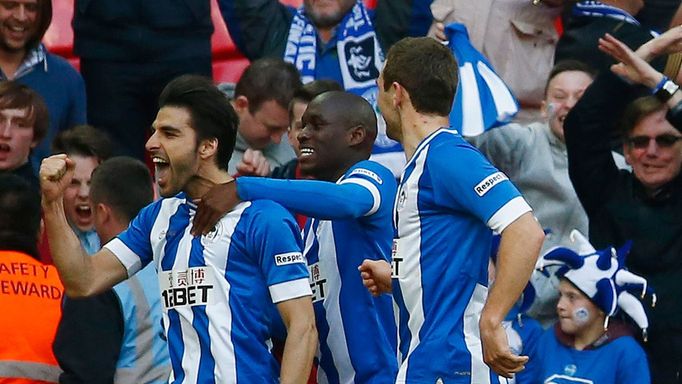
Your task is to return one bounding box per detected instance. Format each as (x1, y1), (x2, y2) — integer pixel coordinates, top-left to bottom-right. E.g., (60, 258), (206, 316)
(573, 1), (640, 26)
(446, 23), (518, 137)
(285, 2), (403, 165)
(284, 1), (383, 96)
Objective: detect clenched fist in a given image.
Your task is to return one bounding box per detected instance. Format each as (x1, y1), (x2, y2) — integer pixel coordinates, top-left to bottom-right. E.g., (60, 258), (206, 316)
(40, 154), (75, 203)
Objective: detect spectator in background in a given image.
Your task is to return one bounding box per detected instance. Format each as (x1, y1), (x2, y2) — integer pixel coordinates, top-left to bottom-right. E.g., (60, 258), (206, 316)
(0, 174), (64, 383)
(0, 80), (48, 191)
(535, 234), (652, 384)
(228, 58), (301, 175)
(54, 156), (170, 384)
(238, 79), (343, 180)
(219, 0), (435, 177)
(566, 31), (682, 383)
(0, 0), (86, 170)
(52, 124), (112, 255)
(73, 0), (213, 160)
(554, 0), (679, 79)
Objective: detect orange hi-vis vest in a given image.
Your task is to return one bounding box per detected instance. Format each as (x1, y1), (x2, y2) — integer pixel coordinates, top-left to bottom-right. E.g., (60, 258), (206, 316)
(0, 250), (64, 383)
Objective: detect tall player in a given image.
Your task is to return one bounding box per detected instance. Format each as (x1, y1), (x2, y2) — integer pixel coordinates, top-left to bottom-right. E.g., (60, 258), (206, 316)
(360, 37), (545, 383)
(40, 75), (317, 384)
(193, 91), (398, 383)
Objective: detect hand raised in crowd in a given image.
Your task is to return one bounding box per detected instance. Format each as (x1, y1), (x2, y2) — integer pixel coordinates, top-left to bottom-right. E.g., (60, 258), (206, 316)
(358, 259), (392, 296)
(599, 33), (665, 88)
(236, 148), (271, 177)
(479, 316), (529, 378)
(635, 24), (682, 62)
(192, 180), (238, 236)
(40, 154), (76, 204)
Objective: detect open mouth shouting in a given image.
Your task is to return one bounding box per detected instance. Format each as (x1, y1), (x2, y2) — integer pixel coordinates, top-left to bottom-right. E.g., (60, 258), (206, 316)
(152, 156), (170, 187)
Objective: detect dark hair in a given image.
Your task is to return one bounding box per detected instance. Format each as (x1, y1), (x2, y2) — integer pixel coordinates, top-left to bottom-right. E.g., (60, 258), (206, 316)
(90, 157), (154, 223)
(544, 60), (596, 96)
(52, 124), (112, 161)
(29, 0), (52, 50)
(0, 81), (49, 142)
(0, 174), (41, 259)
(234, 58), (302, 113)
(159, 74), (239, 170)
(289, 79), (343, 122)
(382, 37), (458, 116)
(620, 96), (667, 136)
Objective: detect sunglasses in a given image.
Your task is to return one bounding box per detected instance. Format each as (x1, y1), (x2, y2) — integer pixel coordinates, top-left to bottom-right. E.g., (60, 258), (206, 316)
(626, 134), (682, 149)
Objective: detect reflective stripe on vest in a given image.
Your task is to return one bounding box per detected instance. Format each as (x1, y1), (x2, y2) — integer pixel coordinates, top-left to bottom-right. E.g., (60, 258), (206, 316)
(0, 360), (61, 382)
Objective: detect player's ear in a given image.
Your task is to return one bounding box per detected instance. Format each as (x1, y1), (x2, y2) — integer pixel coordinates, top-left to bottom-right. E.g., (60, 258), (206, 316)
(347, 125), (366, 146)
(199, 138), (218, 160)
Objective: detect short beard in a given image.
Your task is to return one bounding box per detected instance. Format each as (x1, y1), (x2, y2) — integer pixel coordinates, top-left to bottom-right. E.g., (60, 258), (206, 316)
(304, 2), (353, 29)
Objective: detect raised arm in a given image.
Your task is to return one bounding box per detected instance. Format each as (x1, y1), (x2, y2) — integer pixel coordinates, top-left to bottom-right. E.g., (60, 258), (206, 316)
(216, 0), (292, 60)
(194, 166), (392, 235)
(277, 297), (317, 384)
(479, 212), (544, 378)
(40, 154), (128, 297)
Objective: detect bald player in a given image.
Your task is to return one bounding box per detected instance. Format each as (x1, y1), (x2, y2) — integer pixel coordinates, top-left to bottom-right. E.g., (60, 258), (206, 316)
(193, 91), (399, 383)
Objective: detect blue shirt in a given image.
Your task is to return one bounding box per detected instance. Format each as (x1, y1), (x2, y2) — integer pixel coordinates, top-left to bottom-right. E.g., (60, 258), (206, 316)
(392, 129), (531, 383)
(105, 194), (311, 384)
(237, 160), (398, 383)
(536, 327), (650, 383)
(1, 45), (87, 170)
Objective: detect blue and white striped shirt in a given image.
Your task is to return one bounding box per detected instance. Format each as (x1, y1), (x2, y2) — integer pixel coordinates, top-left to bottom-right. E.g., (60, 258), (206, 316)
(105, 193), (311, 384)
(392, 129), (531, 383)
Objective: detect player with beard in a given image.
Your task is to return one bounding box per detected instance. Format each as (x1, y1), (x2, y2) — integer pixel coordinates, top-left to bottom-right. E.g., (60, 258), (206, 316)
(40, 74), (317, 384)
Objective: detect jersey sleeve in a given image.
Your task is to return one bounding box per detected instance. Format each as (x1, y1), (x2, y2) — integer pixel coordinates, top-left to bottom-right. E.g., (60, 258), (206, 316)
(103, 202), (160, 276)
(237, 162), (393, 219)
(246, 202), (311, 304)
(429, 140), (531, 233)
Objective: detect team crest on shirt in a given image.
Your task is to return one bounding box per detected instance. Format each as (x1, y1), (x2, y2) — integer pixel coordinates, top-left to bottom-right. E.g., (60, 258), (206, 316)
(473, 172), (508, 197)
(202, 222), (223, 243)
(397, 189), (407, 209)
(159, 267), (216, 309)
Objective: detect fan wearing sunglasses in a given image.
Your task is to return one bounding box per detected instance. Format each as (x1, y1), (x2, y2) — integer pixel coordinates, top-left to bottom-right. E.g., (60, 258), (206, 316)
(564, 29), (682, 384)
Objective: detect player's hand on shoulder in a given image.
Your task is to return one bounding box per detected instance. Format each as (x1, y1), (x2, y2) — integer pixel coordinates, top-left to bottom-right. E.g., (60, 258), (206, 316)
(358, 259), (392, 296)
(192, 179), (239, 236)
(237, 149), (271, 176)
(40, 154), (75, 203)
(479, 318), (528, 378)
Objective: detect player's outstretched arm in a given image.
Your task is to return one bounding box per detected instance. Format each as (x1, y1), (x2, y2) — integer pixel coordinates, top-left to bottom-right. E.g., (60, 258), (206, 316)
(40, 154), (128, 297)
(359, 259), (392, 296)
(193, 177), (376, 235)
(479, 212), (543, 378)
(277, 296), (318, 384)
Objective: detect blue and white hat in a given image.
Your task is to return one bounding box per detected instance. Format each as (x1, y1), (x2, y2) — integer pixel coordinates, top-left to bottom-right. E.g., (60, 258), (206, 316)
(540, 230), (656, 339)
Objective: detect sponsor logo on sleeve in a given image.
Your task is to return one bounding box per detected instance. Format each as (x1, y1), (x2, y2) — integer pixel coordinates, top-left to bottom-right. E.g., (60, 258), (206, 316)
(473, 172), (508, 197)
(349, 168), (383, 184)
(159, 267), (215, 309)
(274, 252), (305, 266)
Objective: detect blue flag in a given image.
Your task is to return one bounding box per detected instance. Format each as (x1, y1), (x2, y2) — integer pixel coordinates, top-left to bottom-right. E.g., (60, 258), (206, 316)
(446, 23), (518, 136)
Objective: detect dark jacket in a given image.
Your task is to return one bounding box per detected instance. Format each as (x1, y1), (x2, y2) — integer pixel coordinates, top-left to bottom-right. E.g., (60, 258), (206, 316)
(73, 0), (213, 61)
(564, 71), (682, 334)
